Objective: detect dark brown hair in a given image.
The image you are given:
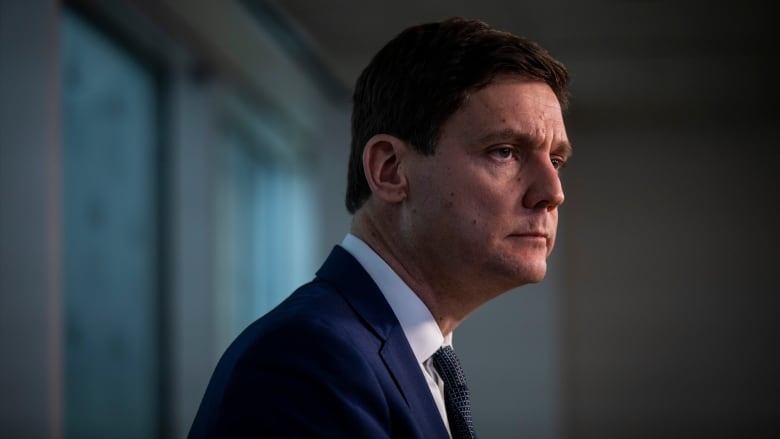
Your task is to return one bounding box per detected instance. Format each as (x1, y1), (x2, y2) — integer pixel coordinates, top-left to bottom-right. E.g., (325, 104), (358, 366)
(345, 17), (569, 213)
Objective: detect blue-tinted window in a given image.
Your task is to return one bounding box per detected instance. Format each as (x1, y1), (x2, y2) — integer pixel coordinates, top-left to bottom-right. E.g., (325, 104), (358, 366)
(213, 117), (318, 348)
(61, 10), (161, 438)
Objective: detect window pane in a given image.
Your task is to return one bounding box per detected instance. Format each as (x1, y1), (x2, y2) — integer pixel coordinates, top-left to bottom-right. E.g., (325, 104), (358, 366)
(61, 10), (160, 439)
(213, 122), (319, 350)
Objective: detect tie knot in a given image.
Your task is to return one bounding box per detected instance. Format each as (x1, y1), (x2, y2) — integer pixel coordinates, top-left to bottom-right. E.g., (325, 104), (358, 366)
(432, 346), (467, 387)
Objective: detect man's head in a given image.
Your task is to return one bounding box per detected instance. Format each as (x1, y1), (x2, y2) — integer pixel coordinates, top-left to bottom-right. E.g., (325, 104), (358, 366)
(346, 17), (569, 213)
(348, 18), (572, 318)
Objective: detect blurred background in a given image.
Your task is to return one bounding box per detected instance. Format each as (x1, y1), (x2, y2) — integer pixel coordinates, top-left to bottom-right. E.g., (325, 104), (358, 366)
(1, 0), (777, 438)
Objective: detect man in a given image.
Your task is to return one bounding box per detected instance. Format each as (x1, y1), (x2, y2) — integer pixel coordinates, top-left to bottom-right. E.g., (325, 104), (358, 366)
(190, 17), (570, 438)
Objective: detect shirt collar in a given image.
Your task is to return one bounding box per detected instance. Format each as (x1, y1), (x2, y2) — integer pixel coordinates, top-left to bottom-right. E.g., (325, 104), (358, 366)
(340, 233), (450, 364)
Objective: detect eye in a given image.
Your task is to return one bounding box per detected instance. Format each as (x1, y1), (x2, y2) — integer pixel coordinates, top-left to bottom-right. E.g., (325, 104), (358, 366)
(488, 146), (515, 161)
(551, 156), (567, 170)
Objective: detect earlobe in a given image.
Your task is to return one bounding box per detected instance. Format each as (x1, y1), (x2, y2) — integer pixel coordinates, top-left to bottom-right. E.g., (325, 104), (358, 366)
(362, 134), (409, 204)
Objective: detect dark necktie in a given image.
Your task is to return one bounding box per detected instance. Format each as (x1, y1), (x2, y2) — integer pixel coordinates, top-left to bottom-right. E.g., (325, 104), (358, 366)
(432, 346), (477, 439)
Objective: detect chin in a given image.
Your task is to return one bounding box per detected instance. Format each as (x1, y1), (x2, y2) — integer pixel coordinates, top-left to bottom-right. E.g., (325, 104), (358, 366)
(488, 250), (548, 287)
(524, 271), (547, 284)
(489, 266), (546, 291)
(514, 260), (548, 285)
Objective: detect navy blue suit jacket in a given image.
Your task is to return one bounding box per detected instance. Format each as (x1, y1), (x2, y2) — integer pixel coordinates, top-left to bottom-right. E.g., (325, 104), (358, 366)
(189, 246), (450, 438)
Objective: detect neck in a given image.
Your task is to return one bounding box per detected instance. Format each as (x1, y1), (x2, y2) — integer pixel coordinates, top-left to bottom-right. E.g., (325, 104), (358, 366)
(350, 207), (493, 336)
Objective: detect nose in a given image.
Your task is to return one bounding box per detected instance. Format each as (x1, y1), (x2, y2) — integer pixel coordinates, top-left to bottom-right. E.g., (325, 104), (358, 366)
(522, 156), (565, 210)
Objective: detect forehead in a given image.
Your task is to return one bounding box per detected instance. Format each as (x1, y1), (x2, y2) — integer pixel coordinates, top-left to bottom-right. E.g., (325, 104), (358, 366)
(465, 78), (564, 123)
(437, 79), (570, 155)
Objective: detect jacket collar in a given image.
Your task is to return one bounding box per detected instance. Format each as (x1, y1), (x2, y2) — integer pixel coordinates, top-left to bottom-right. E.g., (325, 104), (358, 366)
(315, 246), (449, 437)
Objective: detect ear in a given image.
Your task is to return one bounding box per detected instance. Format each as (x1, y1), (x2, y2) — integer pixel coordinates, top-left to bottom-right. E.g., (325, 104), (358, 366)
(362, 134), (410, 205)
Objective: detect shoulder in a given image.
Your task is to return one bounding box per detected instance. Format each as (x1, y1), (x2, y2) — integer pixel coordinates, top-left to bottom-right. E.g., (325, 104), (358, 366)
(240, 279), (379, 353)
(190, 280), (394, 437)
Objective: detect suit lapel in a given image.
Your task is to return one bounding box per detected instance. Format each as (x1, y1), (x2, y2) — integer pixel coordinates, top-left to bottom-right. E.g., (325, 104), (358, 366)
(379, 324), (452, 436)
(316, 246), (449, 437)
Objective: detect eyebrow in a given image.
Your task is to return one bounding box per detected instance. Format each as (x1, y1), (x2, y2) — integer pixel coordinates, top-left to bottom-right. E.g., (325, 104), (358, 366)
(477, 128), (573, 159)
(555, 140), (574, 160)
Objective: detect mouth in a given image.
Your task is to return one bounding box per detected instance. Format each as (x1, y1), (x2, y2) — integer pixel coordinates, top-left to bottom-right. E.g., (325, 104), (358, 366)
(508, 232), (549, 242)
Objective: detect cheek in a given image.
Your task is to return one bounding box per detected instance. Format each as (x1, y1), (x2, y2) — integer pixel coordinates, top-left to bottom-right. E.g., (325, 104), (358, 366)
(430, 168), (511, 229)
(547, 212), (559, 254)
(470, 187), (516, 222)
(456, 193), (509, 238)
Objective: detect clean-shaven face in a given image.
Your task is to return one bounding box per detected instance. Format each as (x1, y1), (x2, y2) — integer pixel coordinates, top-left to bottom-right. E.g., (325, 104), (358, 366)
(403, 77), (571, 294)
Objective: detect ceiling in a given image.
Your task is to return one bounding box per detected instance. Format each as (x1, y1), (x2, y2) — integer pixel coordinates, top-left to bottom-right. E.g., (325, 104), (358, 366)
(265, 0), (777, 122)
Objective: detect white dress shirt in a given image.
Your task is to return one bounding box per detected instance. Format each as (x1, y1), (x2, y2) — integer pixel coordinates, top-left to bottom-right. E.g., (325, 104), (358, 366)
(340, 234), (452, 435)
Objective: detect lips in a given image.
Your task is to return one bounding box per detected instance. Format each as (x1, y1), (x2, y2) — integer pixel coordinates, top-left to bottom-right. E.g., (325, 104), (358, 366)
(520, 232), (547, 237)
(510, 231), (548, 239)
